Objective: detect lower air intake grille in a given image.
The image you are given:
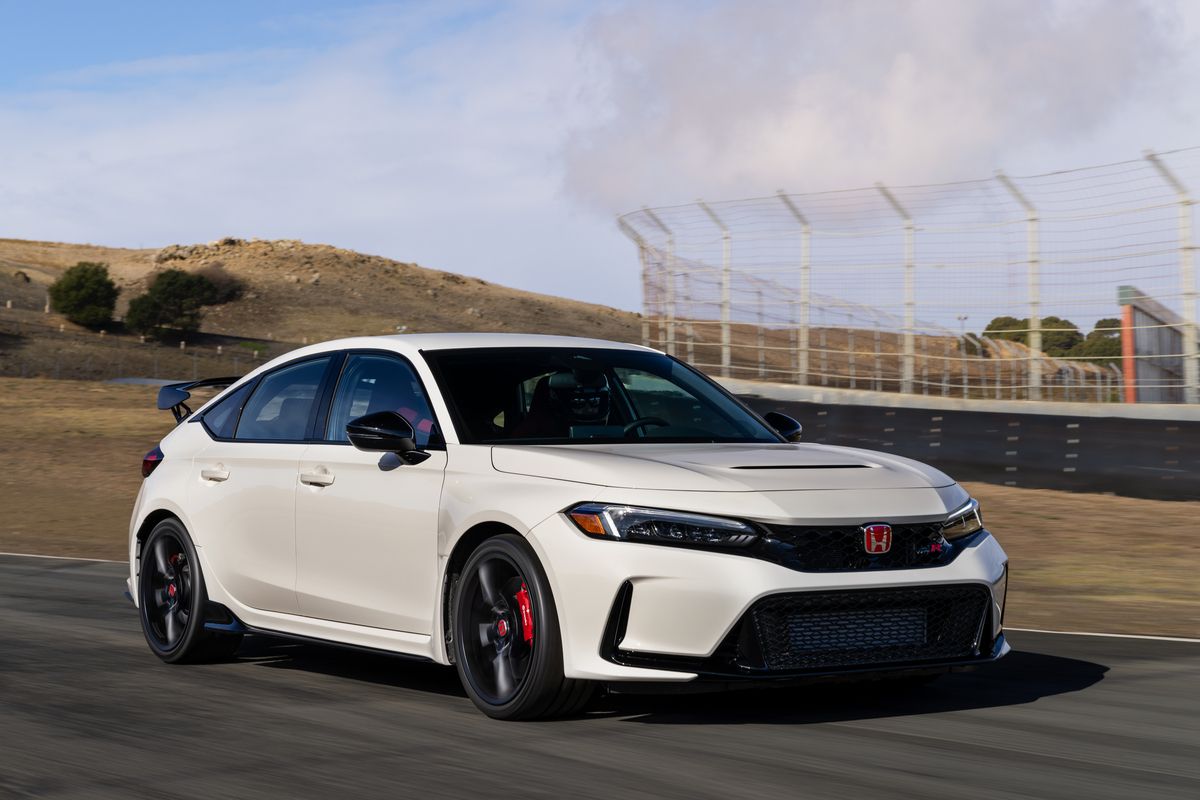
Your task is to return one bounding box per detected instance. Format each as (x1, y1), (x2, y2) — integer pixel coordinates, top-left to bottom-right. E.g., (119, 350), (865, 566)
(742, 584), (990, 672)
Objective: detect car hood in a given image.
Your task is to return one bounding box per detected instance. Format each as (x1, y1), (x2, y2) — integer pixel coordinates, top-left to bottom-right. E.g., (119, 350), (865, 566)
(489, 442), (954, 492)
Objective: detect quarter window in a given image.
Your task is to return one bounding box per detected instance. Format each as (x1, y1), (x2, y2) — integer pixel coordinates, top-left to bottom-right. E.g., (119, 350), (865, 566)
(326, 354), (438, 447)
(199, 381), (254, 439)
(235, 357), (331, 441)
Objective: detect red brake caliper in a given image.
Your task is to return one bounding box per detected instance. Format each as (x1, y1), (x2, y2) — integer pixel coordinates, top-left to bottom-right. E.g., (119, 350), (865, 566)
(515, 584), (534, 644)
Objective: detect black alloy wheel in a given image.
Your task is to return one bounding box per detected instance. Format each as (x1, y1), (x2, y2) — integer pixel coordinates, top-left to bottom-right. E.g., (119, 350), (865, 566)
(452, 534), (593, 720)
(460, 555), (535, 704)
(138, 519), (242, 663)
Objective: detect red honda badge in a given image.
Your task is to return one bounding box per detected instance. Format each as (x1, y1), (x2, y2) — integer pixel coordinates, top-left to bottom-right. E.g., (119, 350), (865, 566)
(863, 524), (892, 555)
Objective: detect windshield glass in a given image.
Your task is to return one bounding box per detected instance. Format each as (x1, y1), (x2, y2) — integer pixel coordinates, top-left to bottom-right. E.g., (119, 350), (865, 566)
(425, 347), (782, 445)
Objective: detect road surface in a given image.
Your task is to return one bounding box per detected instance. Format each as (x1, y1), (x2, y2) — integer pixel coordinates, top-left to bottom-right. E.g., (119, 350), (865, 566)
(0, 554), (1196, 799)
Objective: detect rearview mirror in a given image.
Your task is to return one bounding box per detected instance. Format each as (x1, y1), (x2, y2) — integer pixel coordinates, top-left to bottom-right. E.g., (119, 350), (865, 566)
(347, 411), (421, 458)
(764, 411), (803, 442)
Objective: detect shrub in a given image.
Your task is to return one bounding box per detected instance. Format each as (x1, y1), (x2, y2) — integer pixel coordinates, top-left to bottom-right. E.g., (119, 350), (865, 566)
(125, 269), (221, 338)
(194, 262), (244, 303)
(48, 262), (119, 328)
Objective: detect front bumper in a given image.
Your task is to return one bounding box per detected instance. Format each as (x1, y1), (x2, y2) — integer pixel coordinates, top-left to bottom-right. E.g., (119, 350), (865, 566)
(526, 513), (1008, 682)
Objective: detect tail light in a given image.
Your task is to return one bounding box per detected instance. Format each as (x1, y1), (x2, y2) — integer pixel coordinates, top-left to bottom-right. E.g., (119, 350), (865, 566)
(142, 446), (164, 478)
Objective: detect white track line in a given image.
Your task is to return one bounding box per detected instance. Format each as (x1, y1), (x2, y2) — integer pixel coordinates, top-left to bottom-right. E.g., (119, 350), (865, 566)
(1007, 627), (1200, 643)
(0, 551), (1196, 642)
(0, 551), (123, 564)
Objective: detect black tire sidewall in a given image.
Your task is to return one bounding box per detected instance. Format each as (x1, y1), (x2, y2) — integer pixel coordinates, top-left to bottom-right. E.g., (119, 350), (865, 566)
(452, 534), (565, 719)
(138, 519), (208, 663)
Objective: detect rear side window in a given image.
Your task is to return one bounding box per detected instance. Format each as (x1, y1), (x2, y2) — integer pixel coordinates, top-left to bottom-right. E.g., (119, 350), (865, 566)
(199, 382), (254, 439)
(235, 357), (331, 441)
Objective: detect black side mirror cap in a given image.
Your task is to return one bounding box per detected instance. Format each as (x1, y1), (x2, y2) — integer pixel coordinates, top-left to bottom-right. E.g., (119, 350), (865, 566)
(764, 411), (803, 442)
(347, 411), (419, 455)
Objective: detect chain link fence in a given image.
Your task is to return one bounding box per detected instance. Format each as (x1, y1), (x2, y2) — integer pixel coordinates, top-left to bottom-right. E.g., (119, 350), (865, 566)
(619, 148), (1200, 404)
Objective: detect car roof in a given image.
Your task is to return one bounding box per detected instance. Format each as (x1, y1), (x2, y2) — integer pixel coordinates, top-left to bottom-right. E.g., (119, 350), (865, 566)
(308, 332), (658, 355)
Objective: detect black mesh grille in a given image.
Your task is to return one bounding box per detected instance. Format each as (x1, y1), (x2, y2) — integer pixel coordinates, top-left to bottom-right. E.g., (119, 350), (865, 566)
(757, 522), (957, 572)
(741, 584), (990, 672)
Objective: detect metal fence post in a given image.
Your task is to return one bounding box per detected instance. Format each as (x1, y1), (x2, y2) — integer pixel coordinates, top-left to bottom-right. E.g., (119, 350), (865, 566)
(619, 218), (653, 349)
(849, 329), (857, 389)
(873, 325), (882, 391)
(877, 184), (915, 393)
(756, 288), (765, 378)
(697, 200), (732, 377)
(778, 191), (811, 385)
(1145, 151), (1199, 404)
(997, 171), (1041, 400)
(640, 208), (676, 356)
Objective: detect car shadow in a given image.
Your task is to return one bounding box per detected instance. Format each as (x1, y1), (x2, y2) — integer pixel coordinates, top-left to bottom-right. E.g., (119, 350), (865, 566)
(231, 637), (1107, 724)
(235, 635), (466, 698)
(595, 648), (1108, 725)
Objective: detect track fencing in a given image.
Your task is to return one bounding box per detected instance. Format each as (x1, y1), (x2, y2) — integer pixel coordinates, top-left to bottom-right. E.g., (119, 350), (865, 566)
(619, 148), (1200, 404)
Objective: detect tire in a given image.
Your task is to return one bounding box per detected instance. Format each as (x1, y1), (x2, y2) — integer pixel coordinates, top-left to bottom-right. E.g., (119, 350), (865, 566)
(451, 534), (593, 720)
(138, 518), (243, 664)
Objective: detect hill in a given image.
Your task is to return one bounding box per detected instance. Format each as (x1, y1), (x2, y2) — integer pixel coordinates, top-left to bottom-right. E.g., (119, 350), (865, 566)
(0, 237), (641, 344)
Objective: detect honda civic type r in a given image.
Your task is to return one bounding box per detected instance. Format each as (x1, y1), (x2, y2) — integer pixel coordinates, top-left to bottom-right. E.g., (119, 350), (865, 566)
(128, 333), (1008, 720)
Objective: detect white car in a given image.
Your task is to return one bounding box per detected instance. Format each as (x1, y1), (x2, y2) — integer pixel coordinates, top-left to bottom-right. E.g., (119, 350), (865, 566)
(128, 333), (1008, 719)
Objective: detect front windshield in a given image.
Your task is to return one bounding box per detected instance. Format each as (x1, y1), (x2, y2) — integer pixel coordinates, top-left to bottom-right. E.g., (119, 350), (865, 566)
(425, 347), (783, 445)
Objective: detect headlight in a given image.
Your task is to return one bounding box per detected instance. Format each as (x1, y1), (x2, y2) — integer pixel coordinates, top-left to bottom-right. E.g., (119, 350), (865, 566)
(942, 498), (984, 540)
(566, 503), (759, 547)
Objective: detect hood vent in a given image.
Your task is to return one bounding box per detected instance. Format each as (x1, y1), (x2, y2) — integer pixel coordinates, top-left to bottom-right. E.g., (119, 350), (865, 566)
(730, 464), (872, 470)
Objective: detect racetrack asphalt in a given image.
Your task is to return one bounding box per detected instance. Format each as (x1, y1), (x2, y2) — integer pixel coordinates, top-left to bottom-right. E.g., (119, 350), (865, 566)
(1, 554), (1196, 799)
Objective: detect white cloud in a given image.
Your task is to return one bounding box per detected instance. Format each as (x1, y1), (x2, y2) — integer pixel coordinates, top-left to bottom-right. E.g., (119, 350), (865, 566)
(563, 0), (1193, 210)
(0, 0), (1196, 312)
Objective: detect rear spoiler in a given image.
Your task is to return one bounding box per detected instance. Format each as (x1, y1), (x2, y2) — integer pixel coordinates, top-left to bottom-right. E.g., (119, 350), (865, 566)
(157, 376), (242, 424)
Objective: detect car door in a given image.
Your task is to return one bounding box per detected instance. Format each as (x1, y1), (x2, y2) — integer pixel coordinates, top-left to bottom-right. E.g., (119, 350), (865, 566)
(188, 355), (334, 614)
(295, 352), (447, 633)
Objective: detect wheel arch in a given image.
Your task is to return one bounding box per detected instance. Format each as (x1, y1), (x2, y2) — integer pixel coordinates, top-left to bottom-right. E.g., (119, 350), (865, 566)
(440, 520), (526, 663)
(134, 508), (183, 561)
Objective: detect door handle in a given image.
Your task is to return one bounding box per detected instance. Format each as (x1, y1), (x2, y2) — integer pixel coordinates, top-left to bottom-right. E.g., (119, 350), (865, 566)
(200, 465), (230, 482)
(300, 468), (335, 487)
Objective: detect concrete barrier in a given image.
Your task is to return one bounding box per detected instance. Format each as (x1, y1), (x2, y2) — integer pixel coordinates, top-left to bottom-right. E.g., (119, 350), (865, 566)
(725, 379), (1199, 501)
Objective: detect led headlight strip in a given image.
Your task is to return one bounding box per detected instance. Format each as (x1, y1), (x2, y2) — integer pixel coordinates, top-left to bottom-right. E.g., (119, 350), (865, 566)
(942, 497), (984, 540)
(567, 503), (759, 547)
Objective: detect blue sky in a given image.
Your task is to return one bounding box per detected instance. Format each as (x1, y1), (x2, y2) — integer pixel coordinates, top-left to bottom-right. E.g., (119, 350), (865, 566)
(1, 1), (1197, 312)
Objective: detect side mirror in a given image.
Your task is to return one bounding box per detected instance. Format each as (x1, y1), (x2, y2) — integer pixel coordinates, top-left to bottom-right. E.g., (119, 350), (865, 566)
(764, 411), (803, 442)
(347, 411), (426, 462)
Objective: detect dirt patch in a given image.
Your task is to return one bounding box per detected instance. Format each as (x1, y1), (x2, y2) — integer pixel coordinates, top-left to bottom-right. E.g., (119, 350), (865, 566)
(1, 377), (1195, 637)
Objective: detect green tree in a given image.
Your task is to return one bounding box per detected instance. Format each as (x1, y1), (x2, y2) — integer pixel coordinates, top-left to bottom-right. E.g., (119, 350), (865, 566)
(125, 269), (220, 338)
(1070, 317), (1123, 365)
(1038, 316), (1083, 356)
(47, 262), (119, 328)
(982, 314), (1082, 356)
(983, 315), (1027, 344)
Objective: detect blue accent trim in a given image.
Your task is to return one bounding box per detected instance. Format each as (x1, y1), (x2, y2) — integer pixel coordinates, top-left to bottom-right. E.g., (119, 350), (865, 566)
(204, 618), (248, 634)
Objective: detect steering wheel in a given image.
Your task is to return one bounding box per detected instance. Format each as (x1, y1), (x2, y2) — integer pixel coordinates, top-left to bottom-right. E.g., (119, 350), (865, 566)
(623, 416), (670, 437)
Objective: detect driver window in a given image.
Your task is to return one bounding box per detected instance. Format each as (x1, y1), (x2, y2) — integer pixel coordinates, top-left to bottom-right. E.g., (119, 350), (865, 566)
(326, 354), (437, 446)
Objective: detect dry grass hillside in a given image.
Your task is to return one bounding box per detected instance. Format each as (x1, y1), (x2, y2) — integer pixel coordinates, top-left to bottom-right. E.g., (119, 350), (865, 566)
(0, 237), (641, 343)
